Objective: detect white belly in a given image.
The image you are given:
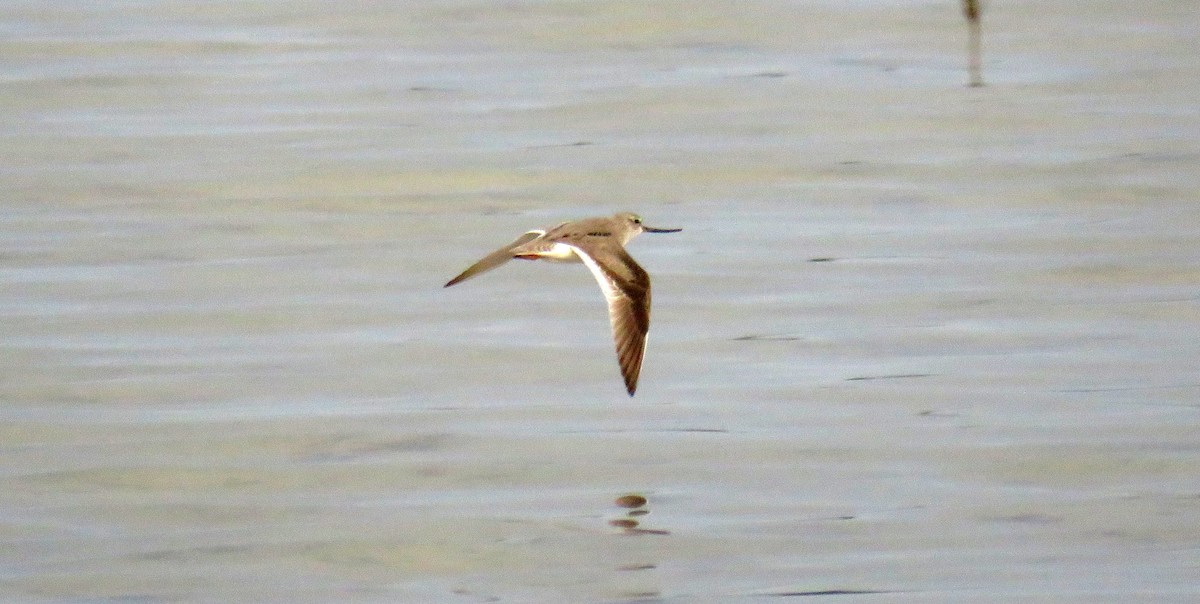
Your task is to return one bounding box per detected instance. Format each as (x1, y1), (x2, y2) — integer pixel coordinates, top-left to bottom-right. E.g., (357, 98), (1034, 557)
(538, 242), (582, 263)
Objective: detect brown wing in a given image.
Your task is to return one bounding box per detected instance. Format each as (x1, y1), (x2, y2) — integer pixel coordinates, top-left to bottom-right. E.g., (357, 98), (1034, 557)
(444, 230), (544, 287)
(569, 242), (652, 396)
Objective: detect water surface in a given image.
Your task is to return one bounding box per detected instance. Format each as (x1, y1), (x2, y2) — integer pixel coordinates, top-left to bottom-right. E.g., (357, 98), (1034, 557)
(2, 1), (1199, 601)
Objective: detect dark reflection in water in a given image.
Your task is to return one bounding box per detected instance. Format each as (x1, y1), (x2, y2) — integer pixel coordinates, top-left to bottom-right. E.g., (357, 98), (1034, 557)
(609, 493), (670, 536)
(609, 493), (665, 601)
(614, 494), (647, 509)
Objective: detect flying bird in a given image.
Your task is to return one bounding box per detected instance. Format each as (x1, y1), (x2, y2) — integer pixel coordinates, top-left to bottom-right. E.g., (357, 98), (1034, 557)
(445, 212), (681, 396)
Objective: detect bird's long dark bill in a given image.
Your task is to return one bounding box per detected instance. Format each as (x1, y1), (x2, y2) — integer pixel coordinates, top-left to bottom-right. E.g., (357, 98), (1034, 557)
(644, 226), (682, 233)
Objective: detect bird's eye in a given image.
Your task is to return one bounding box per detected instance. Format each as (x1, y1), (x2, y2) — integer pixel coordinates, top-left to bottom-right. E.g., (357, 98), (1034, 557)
(632, 216), (642, 224)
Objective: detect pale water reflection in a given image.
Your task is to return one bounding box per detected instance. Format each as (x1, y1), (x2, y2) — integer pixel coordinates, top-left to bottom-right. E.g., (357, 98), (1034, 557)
(3, 0), (1199, 602)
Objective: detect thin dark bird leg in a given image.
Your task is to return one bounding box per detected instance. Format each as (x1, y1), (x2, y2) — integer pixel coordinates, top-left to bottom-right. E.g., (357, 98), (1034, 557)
(962, 0), (984, 87)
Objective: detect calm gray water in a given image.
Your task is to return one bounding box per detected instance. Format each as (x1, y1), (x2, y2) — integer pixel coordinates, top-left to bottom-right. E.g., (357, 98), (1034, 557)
(3, 1), (1199, 602)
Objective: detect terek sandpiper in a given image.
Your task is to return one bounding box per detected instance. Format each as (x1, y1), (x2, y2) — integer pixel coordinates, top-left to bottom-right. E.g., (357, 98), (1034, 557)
(445, 212), (681, 396)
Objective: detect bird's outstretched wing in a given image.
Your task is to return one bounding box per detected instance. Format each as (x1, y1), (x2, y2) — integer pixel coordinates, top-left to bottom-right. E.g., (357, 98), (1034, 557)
(569, 243), (651, 396)
(444, 230), (544, 287)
